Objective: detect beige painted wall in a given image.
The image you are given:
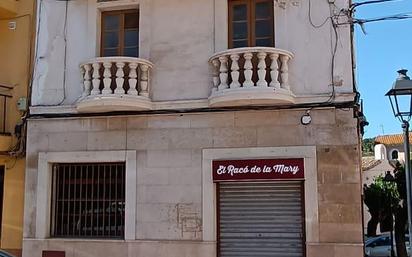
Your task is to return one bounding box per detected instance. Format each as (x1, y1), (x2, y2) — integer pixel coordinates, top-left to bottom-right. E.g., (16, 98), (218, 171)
(0, 0), (35, 254)
(23, 108), (363, 257)
(0, 158), (25, 252)
(0, 0), (17, 18)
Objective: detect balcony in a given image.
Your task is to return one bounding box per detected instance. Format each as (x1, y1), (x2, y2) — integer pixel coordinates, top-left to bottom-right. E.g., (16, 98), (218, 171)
(77, 57), (154, 113)
(209, 47), (294, 107)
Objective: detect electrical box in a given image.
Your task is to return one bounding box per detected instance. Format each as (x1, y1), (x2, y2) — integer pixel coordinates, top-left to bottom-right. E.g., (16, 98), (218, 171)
(16, 97), (27, 111)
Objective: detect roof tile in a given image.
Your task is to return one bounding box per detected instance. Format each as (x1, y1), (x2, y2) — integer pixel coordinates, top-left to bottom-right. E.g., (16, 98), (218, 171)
(375, 133), (412, 145)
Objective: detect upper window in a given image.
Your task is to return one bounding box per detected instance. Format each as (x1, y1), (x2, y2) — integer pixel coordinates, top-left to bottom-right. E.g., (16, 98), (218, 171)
(51, 162), (125, 238)
(101, 10), (139, 57)
(391, 149), (399, 160)
(228, 0), (274, 48)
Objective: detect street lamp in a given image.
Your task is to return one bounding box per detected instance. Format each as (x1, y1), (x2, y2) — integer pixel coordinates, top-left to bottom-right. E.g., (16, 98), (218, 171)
(384, 170), (396, 257)
(386, 69), (412, 255)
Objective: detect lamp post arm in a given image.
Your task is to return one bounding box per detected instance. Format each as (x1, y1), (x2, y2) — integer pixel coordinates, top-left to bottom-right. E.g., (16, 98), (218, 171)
(402, 121), (412, 256)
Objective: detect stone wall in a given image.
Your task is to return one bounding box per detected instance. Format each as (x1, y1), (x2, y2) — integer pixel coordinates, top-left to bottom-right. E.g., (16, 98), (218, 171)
(23, 108), (363, 257)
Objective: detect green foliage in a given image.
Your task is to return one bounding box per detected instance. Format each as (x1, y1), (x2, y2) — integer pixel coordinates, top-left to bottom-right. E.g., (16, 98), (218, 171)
(364, 175), (400, 213)
(362, 137), (375, 156)
(364, 163), (408, 256)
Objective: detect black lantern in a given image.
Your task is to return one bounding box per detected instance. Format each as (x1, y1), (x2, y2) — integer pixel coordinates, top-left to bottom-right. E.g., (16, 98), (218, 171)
(386, 69), (412, 123)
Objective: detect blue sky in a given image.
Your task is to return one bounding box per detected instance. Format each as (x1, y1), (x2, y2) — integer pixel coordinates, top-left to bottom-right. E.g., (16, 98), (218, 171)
(355, 0), (412, 138)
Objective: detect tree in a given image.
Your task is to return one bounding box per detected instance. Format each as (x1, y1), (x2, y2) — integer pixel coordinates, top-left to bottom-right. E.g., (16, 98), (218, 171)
(364, 175), (399, 236)
(362, 137), (375, 156)
(363, 163), (408, 257)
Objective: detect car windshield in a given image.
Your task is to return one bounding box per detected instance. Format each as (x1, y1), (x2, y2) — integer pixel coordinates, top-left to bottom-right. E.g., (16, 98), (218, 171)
(366, 234), (410, 247)
(369, 237), (390, 247)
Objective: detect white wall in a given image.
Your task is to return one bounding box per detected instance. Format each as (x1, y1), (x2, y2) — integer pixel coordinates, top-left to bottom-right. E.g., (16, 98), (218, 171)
(31, 0), (354, 106)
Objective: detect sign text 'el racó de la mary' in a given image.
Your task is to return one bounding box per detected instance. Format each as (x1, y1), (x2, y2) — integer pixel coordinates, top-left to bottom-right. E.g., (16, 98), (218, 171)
(212, 158), (304, 181)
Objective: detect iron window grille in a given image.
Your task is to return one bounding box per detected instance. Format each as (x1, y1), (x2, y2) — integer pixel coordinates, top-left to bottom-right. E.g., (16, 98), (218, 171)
(51, 162), (125, 239)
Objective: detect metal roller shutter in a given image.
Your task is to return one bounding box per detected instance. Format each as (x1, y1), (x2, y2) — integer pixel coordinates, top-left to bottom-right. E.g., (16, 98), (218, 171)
(218, 181), (304, 257)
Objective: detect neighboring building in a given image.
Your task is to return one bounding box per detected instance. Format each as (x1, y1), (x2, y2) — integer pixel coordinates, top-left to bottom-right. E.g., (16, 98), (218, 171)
(0, 0), (35, 256)
(24, 1), (363, 257)
(362, 133), (412, 187)
(374, 133), (412, 163)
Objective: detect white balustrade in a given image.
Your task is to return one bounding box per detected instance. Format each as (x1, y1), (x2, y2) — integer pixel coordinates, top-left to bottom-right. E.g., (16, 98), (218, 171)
(218, 56), (229, 90)
(243, 52), (254, 88)
(230, 54), (240, 88)
(209, 47), (294, 94)
(269, 53), (280, 89)
(256, 51), (268, 87)
(81, 64), (91, 97)
(211, 59), (220, 93)
(80, 57), (154, 99)
(91, 62), (101, 95)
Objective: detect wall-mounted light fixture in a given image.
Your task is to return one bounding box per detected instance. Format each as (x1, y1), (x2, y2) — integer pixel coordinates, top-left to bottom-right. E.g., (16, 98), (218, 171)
(8, 21), (16, 30)
(301, 110), (312, 125)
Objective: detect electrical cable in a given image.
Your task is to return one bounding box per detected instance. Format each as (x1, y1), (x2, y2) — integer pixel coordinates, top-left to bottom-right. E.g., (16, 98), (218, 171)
(5, 157), (18, 170)
(0, 2), (35, 158)
(30, 0), (68, 108)
(353, 12), (412, 24)
(28, 97), (360, 121)
(327, 12), (340, 103)
(308, 0), (331, 28)
(350, 0), (403, 11)
(56, 0), (68, 105)
(30, 0), (42, 108)
(307, 0), (349, 104)
(346, 0), (412, 28)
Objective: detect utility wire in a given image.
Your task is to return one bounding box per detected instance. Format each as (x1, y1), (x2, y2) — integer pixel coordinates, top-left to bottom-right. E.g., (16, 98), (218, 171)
(56, 0), (68, 105)
(31, 0), (68, 107)
(350, 0), (403, 11)
(354, 12), (412, 24)
(308, 0), (342, 103)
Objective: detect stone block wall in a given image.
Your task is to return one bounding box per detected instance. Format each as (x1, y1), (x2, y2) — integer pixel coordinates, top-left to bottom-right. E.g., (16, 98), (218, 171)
(23, 107), (363, 257)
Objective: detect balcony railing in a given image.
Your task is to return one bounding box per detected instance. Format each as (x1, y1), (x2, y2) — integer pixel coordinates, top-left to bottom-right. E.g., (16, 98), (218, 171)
(209, 47), (294, 107)
(77, 57), (154, 112)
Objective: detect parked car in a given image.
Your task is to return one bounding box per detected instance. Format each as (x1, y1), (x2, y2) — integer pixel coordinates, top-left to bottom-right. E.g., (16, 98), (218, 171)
(0, 250), (16, 257)
(365, 233), (410, 257)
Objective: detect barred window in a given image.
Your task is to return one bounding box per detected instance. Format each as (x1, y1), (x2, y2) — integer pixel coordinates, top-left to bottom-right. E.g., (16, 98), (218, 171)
(51, 163), (125, 238)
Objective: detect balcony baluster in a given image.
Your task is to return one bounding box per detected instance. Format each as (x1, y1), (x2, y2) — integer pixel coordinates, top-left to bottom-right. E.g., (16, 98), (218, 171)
(208, 47), (294, 107)
(78, 57), (154, 112)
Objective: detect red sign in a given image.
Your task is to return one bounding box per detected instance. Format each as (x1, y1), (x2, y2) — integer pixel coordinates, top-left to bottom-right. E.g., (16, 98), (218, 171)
(212, 158), (304, 181)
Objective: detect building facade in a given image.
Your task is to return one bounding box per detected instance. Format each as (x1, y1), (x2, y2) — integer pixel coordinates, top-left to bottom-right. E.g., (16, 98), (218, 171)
(25, 0), (363, 257)
(0, 0), (35, 256)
